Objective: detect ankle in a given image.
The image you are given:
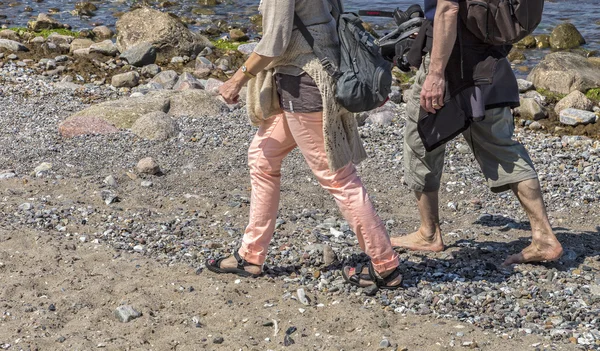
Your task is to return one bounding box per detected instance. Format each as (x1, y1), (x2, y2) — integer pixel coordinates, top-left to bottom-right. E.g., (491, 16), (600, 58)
(418, 227), (440, 241)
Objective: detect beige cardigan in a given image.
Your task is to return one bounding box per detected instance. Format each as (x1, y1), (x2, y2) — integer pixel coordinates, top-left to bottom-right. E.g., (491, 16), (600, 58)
(247, 0), (367, 172)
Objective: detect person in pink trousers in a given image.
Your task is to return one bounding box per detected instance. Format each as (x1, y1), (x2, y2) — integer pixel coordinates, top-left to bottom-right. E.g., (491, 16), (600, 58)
(206, 0), (402, 291)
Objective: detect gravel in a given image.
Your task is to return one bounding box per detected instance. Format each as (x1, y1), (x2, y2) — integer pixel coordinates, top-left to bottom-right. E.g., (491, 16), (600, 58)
(1, 58), (599, 349)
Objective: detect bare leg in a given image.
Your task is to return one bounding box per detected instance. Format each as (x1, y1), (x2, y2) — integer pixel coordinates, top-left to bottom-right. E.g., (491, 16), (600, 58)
(503, 178), (563, 265)
(390, 190), (444, 252)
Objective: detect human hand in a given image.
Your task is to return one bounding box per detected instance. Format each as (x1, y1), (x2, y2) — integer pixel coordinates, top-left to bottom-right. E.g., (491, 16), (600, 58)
(420, 73), (445, 114)
(218, 78), (242, 104)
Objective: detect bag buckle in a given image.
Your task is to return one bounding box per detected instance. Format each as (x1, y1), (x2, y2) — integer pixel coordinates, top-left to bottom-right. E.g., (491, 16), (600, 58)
(320, 58), (341, 79)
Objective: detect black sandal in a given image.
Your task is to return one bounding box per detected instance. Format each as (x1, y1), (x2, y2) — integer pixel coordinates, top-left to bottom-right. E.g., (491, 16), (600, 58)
(342, 261), (402, 295)
(205, 251), (262, 278)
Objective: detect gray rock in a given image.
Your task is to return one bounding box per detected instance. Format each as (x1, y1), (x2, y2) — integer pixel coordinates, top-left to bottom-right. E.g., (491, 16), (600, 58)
(101, 190), (119, 205)
(89, 40), (119, 56)
(170, 56), (185, 64)
(517, 79), (534, 93)
(528, 52), (600, 94)
(323, 245), (336, 265)
(379, 339), (391, 348)
(120, 42), (156, 67)
(0, 172), (16, 179)
(111, 71), (140, 88)
(140, 180), (153, 187)
(168, 89), (227, 118)
(518, 97), (547, 120)
(92, 26), (114, 40)
(104, 175), (118, 187)
(31, 36), (45, 44)
(116, 7), (212, 62)
(173, 72), (203, 91)
(131, 111), (179, 141)
(559, 108), (596, 126)
(63, 91), (172, 129)
(203, 78), (224, 94)
(237, 42), (258, 55)
(555, 90), (595, 114)
(28, 13), (63, 31)
(141, 64), (161, 78)
(18, 203), (32, 211)
(69, 38), (94, 53)
(150, 70), (179, 90)
(136, 157), (161, 175)
(296, 288), (310, 305)
(114, 305), (142, 323)
(0, 29), (19, 41)
(33, 162), (52, 177)
(47, 33), (74, 46)
(528, 121), (542, 130)
(195, 56), (214, 70)
(0, 39), (29, 52)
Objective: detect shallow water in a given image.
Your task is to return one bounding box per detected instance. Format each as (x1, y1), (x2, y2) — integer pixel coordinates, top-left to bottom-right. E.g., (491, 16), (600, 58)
(1, 0), (598, 75)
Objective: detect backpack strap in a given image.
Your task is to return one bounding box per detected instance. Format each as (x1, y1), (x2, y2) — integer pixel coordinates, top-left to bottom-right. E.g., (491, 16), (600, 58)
(293, 11), (340, 78)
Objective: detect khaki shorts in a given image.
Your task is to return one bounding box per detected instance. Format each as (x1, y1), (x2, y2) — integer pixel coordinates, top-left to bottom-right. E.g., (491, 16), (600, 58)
(404, 55), (538, 193)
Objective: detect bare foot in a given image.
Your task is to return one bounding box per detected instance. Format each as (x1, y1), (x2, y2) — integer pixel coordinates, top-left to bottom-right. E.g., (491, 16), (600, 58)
(390, 228), (444, 252)
(343, 265), (402, 288)
(209, 255), (262, 275)
(502, 238), (563, 266)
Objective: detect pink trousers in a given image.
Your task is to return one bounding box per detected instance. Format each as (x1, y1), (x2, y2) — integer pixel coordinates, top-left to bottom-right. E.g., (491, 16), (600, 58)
(238, 111), (399, 272)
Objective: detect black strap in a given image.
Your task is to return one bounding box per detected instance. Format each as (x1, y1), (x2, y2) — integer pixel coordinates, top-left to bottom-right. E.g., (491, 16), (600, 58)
(293, 13), (315, 49)
(368, 262), (402, 287)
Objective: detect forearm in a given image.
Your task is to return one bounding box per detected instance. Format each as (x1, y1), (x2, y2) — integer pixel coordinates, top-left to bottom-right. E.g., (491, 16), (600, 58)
(428, 0), (459, 76)
(228, 52), (275, 88)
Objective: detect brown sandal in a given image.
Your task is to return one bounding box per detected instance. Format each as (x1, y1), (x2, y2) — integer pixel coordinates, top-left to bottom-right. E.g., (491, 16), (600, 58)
(205, 251), (262, 278)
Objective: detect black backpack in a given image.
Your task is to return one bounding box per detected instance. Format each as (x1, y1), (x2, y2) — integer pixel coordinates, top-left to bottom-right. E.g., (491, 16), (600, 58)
(294, 0), (392, 113)
(459, 0), (544, 45)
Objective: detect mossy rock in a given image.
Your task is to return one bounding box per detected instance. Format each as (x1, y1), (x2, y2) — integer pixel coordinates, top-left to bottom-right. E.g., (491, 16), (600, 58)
(535, 34), (550, 49)
(550, 23), (585, 51)
(507, 49), (526, 62)
(192, 8), (216, 16)
(515, 35), (536, 49)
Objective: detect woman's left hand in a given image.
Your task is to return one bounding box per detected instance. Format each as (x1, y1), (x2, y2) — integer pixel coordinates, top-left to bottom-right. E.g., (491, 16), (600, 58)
(218, 78), (242, 104)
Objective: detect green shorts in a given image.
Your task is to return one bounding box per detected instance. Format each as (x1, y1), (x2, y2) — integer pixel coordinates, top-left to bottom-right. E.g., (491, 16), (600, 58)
(404, 55), (538, 193)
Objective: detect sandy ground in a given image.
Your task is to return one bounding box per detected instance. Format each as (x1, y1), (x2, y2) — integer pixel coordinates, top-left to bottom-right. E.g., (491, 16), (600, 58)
(0, 174), (590, 351)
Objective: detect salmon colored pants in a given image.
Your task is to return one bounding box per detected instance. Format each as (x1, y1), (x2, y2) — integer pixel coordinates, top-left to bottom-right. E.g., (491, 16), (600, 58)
(238, 111), (399, 273)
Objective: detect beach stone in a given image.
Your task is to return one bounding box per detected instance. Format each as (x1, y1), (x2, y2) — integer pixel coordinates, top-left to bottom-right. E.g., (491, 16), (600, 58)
(366, 109), (395, 126)
(120, 42), (156, 67)
(150, 70), (179, 89)
(518, 97), (547, 120)
(74, 1), (97, 16)
(203, 78), (224, 94)
(33, 162), (52, 177)
(323, 245), (336, 265)
(0, 29), (19, 41)
(528, 121), (542, 130)
(173, 72), (203, 91)
(168, 89), (227, 118)
(65, 92), (172, 129)
(111, 71), (140, 88)
(116, 7), (212, 62)
(535, 34), (550, 49)
(555, 91), (595, 114)
(559, 108), (596, 126)
(69, 38), (94, 53)
(142, 64), (161, 78)
(507, 49), (526, 62)
(114, 305), (142, 323)
(72, 48), (91, 58)
(517, 79), (534, 93)
(28, 13), (63, 31)
(93, 26), (114, 40)
(47, 34), (74, 48)
(0, 39), (28, 52)
(550, 23), (586, 51)
(131, 111), (179, 140)
(516, 35), (536, 49)
(32, 36), (46, 44)
(89, 40), (119, 56)
(195, 56), (214, 70)
(238, 42), (258, 55)
(137, 157), (161, 175)
(229, 28), (249, 42)
(528, 52), (600, 94)
(59, 115), (120, 138)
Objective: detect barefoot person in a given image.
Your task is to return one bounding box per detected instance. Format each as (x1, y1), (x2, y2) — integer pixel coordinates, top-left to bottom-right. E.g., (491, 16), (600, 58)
(207, 0), (402, 290)
(393, 0), (563, 265)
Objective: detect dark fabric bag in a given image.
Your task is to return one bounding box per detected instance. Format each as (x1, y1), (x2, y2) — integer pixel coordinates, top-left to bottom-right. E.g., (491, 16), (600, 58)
(294, 0), (393, 112)
(417, 97), (471, 152)
(459, 0), (544, 45)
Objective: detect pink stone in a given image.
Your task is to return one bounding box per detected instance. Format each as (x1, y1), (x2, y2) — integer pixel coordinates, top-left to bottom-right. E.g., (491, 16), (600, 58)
(59, 115), (119, 138)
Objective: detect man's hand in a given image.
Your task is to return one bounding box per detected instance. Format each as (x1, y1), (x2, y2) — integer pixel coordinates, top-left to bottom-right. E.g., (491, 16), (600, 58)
(218, 78), (242, 104)
(420, 73), (445, 114)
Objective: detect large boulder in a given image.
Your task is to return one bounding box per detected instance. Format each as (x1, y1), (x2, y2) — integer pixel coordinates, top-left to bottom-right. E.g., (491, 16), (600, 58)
(167, 89), (227, 118)
(549, 23), (585, 51)
(554, 91), (595, 114)
(64, 92), (172, 129)
(59, 115), (120, 138)
(527, 52), (600, 94)
(116, 8), (212, 62)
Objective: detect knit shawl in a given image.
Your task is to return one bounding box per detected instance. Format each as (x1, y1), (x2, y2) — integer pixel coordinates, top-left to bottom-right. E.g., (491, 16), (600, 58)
(246, 23), (367, 172)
